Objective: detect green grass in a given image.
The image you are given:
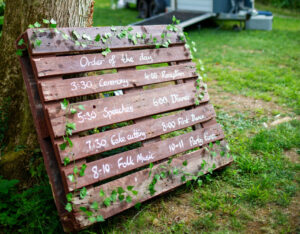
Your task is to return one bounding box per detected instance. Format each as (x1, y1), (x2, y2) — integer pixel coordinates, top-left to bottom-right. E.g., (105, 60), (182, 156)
(190, 18), (300, 114)
(1, 1), (299, 233)
(93, 0), (140, 26)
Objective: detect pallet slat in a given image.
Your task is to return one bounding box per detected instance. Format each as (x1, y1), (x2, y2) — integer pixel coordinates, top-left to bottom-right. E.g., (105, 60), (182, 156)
(40, 63), (196, 101)
(47, 82), (208, 138)
(26, 25), (184, 55)
(32, 46), (190, 77)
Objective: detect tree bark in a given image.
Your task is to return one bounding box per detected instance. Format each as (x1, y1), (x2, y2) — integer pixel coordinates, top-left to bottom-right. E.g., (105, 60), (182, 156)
(0, 0), (94, 180)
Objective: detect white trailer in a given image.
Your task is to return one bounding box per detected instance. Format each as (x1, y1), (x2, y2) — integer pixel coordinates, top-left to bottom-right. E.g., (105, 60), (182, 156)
(124, 0), (272, 30)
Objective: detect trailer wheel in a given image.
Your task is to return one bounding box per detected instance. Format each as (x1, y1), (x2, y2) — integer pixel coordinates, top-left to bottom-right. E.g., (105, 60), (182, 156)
(138, 0), (149, 18)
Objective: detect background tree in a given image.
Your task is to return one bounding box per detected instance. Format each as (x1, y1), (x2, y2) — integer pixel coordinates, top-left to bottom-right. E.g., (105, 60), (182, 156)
(0, 0), (95, 182)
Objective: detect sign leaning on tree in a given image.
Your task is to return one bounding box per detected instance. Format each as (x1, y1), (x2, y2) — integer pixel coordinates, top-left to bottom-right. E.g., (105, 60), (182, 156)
(16, 18), (232, 231)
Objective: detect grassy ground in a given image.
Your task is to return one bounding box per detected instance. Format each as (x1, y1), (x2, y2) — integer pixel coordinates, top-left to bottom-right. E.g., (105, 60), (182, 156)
(1, 1), (299, 233)
(90, 1), (300, 233)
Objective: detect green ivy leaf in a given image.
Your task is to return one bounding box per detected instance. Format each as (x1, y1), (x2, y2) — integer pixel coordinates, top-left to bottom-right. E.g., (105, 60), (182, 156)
(70, 108), (77, 114)
(142, 33), (147, 39)
(79, 207), (87, 212)
(79, 164), (87, 177)
(127, 185), (134, 191)
(66, 193), (73, 202)
(117, 187), (125, 194)
(43, 19), (50, 24)
(118, 194), (125, 201)
(73, 166), (79, 175)
(160, 171), (166, 179)
(94, 34), (101, 42)
(34, 39), (42, 47)
(173, 168), (179, 175)
(67, 174), (75, 183)
(111, 26), (117, 31)
(182, 160), (188, 166)
(209, 142), (213, 148)
(50, 18), (57, 28)
(18, 39), (24, 46)
(126, 195), (132, 203)
(101, 48), (111, 56)
(197, 179), (203, 187)
(89, 217), (96, 223)
(34, 22), (41, 28)
(60, 142), (67, 151)
(80, 187), (87, 199)
(60, 98), (69, 110)
(64, 156), (71, 166)
(99, 189), (105, 197)
(62, 33), (70, 40)
(211, 151), (217, 157)
(65, 203), (72, 212)
(91, 201), (98, 210)
(16, 49), (24, 56)
(110, 190), (117, 202)
(135, 202), (142, 209)
(132, 190), (138, 196)
(181, 175), (186, 182)
(66, 122), (76, 130)
(28, 24), (34, 29)
(66, 137), (73, 148)
(78, 105), (85, 110)
(96, 215), (105, 222)
(127, 26), (133, 32)
(103, 197), (111, 207)
(72, 30), (81, 40)
(172, 15), (176, 23)
(82, 33), (91, 40)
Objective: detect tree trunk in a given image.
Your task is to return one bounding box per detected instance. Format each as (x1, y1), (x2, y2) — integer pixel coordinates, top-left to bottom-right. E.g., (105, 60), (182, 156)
(0, 0), (94, 182)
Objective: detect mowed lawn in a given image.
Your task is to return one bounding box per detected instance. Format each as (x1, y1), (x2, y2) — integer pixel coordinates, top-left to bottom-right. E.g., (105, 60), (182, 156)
(88, 1), (300, 233)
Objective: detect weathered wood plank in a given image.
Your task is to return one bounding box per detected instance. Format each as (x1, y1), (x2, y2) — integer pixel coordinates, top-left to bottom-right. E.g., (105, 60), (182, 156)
(48, 82), (209, 138)
(26, 25), (184, 55)
(32, 46), (191, 77)
(63, 124), (224, 191)
(40, 63), (196, 101)
(57, 104), (216, 163)
(71, 141), (232, 228)
(18, 55), (75, 230)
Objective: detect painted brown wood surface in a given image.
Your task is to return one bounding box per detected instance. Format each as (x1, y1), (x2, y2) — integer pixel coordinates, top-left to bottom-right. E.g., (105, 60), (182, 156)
(18, 55), (74, 230)
(32, 46), (190, 77)
(40, 63), (196, 101)
(57, 104), (216, 163)
(63, 124), (224, 191)
(47, 82), (209, 138)
(26, 25), (184, 55)
(72, 141), (232, 228)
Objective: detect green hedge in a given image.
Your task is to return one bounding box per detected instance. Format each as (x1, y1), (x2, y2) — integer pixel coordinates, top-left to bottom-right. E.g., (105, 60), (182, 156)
(257, 0), (300, 9)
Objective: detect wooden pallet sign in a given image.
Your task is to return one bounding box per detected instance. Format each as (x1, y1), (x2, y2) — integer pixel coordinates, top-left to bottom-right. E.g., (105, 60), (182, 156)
(16, 25), (232, 231)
